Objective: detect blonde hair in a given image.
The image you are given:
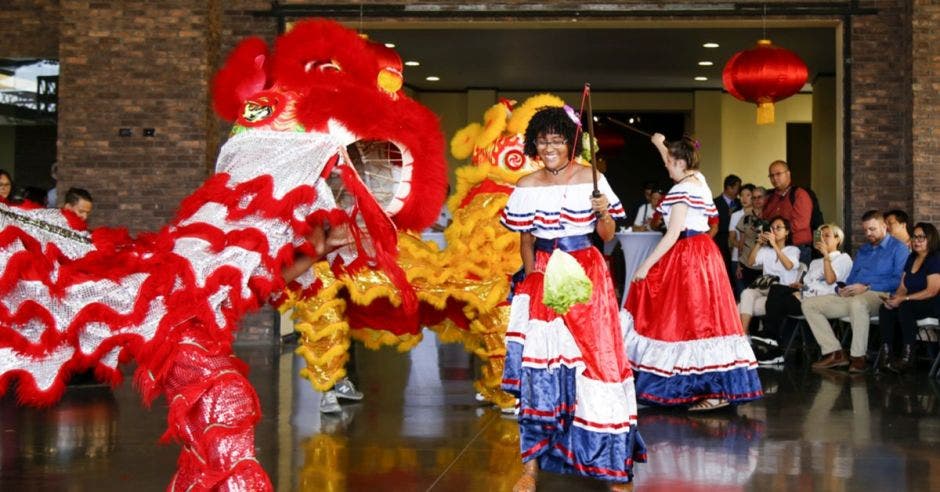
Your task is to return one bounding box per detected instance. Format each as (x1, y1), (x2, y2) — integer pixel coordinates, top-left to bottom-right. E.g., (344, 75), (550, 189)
(817, 223), (845, 250)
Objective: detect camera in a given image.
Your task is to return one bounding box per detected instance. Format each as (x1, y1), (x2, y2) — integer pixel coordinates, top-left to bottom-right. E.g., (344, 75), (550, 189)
(753, 218), (771, 233)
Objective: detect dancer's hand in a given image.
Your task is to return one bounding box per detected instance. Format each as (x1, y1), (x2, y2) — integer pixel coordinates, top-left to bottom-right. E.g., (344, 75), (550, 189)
(633, 264), (650, 281)
(651, 133), (666, 146)
(590, 194), (610, 214)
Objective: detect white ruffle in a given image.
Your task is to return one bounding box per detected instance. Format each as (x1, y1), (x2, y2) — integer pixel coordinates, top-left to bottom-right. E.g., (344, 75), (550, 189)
(620, 310), (757, 377)
(573, 373), (639, 434)
(500, 177), (625, 238)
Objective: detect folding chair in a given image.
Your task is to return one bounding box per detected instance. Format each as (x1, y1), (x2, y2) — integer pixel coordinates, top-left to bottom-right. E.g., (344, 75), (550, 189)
(783, 314), (812, 359)
(838, 315), (881, 366)
(917, 317), (940, 377)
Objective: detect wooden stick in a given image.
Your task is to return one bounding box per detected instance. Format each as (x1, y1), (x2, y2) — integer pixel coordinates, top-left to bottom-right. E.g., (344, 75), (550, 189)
(584, 83), (599, 198)
(606, 116), (652, 138)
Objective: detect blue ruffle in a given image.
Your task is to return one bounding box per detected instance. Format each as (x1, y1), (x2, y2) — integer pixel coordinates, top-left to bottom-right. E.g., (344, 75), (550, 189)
(511, 362), (647, 483)
(633, 365), (763, 406)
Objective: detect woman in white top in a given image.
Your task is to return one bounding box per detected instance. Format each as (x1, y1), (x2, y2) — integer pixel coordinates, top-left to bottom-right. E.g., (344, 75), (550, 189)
(738, 216), (801, 333)
(499, 106), (645, 492)
(624, 133), (761, 412)
(754, 224), (853, 364)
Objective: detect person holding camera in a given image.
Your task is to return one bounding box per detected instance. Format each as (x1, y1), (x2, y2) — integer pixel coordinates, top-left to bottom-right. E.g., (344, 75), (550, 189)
(802, 210), (909, 373)
(752, 224), (853, 364)
(735, 187), (768, 293)
(738, 217), (801, 335)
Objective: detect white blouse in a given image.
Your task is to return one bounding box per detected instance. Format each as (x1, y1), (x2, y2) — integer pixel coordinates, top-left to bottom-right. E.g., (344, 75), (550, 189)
(500, 174), (625, 239)
(803, 251), (853, 297)
(752, 245), (802, 285)
(657, 175), (717, 232)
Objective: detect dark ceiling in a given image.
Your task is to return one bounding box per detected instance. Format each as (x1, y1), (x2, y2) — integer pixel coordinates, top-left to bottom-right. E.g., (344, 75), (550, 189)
(362, 26), (836, 92)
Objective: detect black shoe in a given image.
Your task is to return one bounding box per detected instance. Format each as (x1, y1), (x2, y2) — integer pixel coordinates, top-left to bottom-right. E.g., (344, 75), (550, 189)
(752, 337), (784, 366)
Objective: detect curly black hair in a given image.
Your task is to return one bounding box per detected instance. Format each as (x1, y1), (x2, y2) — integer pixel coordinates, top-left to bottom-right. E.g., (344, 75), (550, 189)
(522, 106), (583, 159)
(666, 135), (700, 170)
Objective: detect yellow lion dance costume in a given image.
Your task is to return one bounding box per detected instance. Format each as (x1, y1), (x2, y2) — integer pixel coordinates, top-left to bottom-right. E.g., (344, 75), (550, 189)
(283, 94), (573, 409)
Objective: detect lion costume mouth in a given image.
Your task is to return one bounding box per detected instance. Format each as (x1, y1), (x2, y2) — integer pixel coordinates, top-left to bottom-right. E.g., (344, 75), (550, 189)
(339, 139), (411, 216)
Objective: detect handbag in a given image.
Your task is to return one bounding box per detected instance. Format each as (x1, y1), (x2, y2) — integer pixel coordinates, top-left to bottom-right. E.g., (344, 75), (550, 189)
(748, 274), (780, 290)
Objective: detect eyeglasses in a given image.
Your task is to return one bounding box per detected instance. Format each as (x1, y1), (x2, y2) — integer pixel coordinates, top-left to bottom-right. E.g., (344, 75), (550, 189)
(536, 139), (567, 148)
(0, 183), (10, 188)
(772, 226), (788, 231)
(912, 235), (928, 242)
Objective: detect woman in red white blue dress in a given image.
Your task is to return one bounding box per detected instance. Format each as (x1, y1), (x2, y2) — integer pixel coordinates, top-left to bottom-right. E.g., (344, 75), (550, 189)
(624, 133), (762, 411)
(500, 107), (646, 492)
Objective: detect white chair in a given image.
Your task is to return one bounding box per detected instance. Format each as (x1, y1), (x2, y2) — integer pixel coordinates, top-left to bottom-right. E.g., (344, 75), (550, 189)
(917, 317), (940, 377)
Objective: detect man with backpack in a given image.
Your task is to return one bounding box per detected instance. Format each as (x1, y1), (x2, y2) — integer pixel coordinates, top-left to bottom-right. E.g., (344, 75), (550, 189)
(762, 160), (817, 265)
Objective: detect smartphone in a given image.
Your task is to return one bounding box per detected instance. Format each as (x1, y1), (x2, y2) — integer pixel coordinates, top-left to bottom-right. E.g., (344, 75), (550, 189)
(813, 229), (822, 244)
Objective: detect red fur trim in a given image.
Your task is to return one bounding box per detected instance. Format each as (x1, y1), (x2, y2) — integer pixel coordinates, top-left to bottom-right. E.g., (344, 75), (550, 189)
(213, 37), (270, 121)
(270, 20), (377, 95)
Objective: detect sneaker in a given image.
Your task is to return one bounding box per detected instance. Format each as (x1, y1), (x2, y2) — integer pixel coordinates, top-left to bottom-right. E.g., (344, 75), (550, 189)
(320, 390), (342, 414)
(333, 377), (364, 401)
(752, 338), (784, 365)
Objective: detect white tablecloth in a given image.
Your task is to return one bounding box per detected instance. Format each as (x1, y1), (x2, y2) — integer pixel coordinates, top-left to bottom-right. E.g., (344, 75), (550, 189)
(612, 231), (662, 305)
(421, 231), (446, 250)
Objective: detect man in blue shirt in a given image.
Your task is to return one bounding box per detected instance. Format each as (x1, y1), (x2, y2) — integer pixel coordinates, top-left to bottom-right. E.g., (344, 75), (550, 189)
(802, 210), (909, 372)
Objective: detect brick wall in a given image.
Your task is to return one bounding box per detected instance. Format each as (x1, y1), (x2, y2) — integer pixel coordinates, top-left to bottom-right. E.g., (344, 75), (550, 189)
(912, 0), (940, 224)
(0, 0), (59, 58)
(52, 0), (278, 344)
(846, 0), (914, 245)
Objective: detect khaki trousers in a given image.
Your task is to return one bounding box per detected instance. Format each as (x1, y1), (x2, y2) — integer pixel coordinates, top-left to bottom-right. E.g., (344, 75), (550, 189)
(801, 290), (885, 358)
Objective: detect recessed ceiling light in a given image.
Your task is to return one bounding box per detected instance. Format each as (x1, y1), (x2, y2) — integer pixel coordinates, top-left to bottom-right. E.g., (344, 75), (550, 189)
(703, 42), (720, 48)
(694, 76), (708, 81)
(698, 61), (714, 67)
(384, 43), (396, 48)
(404, 61), (420, 67)
(425, 76), (440, 82)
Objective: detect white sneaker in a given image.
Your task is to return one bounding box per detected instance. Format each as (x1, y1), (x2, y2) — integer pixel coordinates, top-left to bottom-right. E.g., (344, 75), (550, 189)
(333, 377), (364, 401)
(320, 390), (342, 414)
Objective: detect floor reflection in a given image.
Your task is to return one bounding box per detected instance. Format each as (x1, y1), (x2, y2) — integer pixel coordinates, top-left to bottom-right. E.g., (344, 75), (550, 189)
(2, 336), (940, 491)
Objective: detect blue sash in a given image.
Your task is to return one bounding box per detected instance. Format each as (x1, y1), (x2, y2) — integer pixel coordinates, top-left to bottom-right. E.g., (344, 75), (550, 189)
(533, 235), (593, 253)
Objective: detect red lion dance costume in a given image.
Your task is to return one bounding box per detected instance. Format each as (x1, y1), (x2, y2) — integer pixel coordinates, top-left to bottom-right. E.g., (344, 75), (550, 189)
(0, 19), (446, 491)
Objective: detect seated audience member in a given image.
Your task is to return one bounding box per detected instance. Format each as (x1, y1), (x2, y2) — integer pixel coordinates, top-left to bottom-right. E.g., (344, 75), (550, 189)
(884, 209), (912, 248)
(878, 222), (940, 373)
(633, 187), (664, 231)
(627, 180), (655, 225)
(738, 216), (801, 334)
(802, 210), (909, 373)
(62, 187), (94, 222)
(729, 183), (755, 297)
(736, 186), (767, 292)
(752, 224), (853, 364)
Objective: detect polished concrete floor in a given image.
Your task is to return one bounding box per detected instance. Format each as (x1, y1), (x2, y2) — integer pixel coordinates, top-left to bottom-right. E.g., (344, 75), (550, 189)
(2, 330), (940, 491)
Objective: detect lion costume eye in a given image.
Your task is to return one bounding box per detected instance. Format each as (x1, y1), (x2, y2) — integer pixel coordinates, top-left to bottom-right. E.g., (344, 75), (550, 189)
(304, 60), (341, 73)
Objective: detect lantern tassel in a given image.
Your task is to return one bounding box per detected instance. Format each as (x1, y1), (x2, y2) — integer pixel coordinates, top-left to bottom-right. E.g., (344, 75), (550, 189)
(756, 102), (775, 125)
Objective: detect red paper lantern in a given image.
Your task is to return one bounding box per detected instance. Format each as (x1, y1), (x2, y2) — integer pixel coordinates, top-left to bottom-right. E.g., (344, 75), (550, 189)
(722, 39), (808, 125)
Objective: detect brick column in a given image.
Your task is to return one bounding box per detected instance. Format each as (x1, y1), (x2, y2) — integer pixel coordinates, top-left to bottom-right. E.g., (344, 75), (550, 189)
(912, 0), (940, 224)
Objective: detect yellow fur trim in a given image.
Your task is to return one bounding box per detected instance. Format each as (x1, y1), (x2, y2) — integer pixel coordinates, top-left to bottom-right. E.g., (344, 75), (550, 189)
(475, 103), (509, 149)
(450, 123), (482, 159)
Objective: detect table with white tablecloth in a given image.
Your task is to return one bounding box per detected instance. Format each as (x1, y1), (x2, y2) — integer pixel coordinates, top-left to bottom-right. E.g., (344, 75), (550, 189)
(607, 231), (663, 305)
(420, 231), (446, 250)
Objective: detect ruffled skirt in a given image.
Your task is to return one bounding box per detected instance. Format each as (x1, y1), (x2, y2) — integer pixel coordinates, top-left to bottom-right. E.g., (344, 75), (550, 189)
(502, 244), (647, 483)
(624, 234), (762, 406)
